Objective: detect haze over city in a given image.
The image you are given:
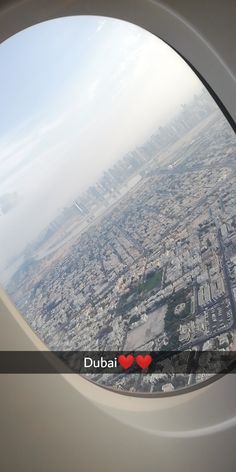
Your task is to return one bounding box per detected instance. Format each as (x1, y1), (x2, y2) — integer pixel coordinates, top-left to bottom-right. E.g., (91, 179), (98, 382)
(1, 15), (236, 395)
(0, 15), (201, 272)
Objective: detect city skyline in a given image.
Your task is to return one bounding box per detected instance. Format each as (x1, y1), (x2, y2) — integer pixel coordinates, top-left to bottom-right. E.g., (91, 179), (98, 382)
(0, 16), (202, 271)
(5, 87), (236, 393)
(1, 15), (234, 395)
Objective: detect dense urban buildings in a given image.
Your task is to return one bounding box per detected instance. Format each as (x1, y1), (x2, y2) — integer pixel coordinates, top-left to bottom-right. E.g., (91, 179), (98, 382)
(6, 89), (236, 393)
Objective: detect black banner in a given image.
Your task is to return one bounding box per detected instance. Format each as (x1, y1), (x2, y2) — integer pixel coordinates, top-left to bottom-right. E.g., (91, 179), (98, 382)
(0, 350), (236, 374)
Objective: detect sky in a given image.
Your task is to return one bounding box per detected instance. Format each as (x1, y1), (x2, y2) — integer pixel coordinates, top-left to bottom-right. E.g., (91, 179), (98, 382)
(0, 15), (202, 276)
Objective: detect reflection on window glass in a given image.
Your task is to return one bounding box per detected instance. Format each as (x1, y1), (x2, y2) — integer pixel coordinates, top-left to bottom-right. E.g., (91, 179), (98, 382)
(0, 16), (236, 394)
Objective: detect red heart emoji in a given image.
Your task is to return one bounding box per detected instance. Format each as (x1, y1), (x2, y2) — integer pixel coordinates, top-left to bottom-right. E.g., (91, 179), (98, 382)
(118, 354), (134, 369)
(136, 354), (152, 369)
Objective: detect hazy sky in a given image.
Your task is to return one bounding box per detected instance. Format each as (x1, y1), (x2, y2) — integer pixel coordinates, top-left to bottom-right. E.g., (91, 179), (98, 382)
(0, 15), (202, 274)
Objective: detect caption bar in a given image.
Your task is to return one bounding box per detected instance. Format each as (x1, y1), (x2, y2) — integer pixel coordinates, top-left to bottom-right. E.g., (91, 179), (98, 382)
(0, 350), (236, 374)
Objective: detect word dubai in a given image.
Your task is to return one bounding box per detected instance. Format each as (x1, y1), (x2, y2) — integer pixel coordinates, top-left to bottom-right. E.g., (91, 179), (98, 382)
(84, 354), (153, 369)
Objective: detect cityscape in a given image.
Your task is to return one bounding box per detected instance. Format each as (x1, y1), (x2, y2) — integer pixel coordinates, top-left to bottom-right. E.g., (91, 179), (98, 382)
(5, 88), (236, 393)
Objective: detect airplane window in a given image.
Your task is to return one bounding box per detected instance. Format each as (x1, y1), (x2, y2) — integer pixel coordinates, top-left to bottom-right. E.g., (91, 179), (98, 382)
(0, 16), (236, 394)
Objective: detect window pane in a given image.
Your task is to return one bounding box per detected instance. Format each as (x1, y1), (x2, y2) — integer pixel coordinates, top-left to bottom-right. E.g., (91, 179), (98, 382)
(0, 16), (235, 393)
